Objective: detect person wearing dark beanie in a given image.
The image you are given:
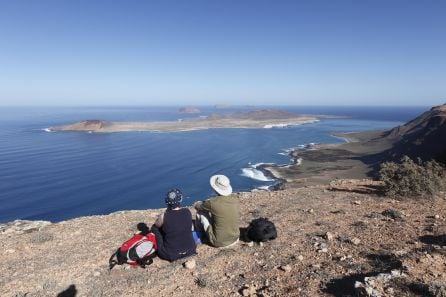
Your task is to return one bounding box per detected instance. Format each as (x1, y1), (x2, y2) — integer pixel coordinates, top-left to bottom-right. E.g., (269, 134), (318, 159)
(151, 188), (196, 261)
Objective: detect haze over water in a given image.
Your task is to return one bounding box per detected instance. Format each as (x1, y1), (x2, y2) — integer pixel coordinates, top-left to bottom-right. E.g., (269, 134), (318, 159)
(0, 106), (427, 223)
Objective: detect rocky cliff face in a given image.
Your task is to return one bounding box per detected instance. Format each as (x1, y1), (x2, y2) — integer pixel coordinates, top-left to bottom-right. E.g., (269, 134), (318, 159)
(382, 104), (446, 163)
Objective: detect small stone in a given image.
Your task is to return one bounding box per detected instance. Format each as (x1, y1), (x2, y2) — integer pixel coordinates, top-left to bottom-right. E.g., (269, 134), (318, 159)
(350, 237), (361, 245)
(183, 259), (196, 270)
(325, 232), (334, 241)
(395, 249), (408, 256)
(241, 285), (256, 296)
(382, 209), (403, 220)
(318, 248), (328, 253)
(386, 287), (395, 295)
(297, 255), (304, 261)
(434, 214), (440, 219)
(93, 271), (101, 277)
(259, 242), (264, 247)
(353, 200), (361, 205)
(280, 265), (292, 272)
(247, 241), (254, 247)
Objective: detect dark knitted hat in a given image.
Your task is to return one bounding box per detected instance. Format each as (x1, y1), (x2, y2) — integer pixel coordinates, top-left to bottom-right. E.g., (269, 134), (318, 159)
(165, 188), (183, 206)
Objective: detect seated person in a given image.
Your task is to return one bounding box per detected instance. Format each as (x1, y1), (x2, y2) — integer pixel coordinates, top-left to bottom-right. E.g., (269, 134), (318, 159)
(194, 175), (240, 248)
(151, 189), (196, 261)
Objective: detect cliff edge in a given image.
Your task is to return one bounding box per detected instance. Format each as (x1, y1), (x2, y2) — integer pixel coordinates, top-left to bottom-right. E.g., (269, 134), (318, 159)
(1, 185), (445, 297)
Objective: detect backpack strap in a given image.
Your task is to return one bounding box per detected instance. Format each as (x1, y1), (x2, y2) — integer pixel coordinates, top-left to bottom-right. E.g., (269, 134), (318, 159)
(109, 249), (120, 270)
(136, 253), (155, 268)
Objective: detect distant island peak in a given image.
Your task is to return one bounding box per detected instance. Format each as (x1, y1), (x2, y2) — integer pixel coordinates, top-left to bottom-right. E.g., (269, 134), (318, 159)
(179, 107), (201, 113)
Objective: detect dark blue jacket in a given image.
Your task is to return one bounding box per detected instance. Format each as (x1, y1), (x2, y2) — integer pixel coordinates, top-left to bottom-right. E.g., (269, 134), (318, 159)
(152, 208), (196, 261)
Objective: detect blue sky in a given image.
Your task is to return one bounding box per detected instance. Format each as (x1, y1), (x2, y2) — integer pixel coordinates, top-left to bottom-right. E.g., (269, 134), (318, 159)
(0, 0), (445, 106)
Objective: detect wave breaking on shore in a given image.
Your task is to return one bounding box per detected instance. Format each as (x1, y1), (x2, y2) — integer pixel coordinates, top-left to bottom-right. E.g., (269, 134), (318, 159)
(240, 163), (275, 182)
(240, 142), (318, 191)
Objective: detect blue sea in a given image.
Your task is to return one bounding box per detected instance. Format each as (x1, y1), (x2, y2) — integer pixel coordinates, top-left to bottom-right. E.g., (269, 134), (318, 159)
(0, 106), (427, 223)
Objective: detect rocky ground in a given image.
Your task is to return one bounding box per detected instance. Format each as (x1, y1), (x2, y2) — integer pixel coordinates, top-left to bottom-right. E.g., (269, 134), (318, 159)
(1, 181), (445, 297)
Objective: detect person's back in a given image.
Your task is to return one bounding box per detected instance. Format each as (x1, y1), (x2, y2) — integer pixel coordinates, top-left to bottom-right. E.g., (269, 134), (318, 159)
(161, 208), (196, 259)
(205, 194), (239, 247)
(194, 175), (240, 247)
(152, 189), (196, 261)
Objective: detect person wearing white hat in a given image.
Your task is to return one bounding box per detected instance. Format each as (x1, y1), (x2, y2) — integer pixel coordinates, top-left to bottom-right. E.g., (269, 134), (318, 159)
(194, 175), (240, 247)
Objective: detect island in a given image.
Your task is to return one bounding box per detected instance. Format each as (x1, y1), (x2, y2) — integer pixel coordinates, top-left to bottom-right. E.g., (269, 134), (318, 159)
(179, 106), (201, 113)
(48, 109), (321, 133)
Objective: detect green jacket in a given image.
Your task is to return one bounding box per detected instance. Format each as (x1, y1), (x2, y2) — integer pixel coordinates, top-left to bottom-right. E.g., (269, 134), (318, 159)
(197, 195), (240, 247)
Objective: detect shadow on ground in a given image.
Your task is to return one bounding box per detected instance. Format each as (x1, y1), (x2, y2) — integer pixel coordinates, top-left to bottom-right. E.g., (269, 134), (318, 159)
(419, 234), (446, 246)
(57, 285), (77, 297)
(322, 251), (403, 297)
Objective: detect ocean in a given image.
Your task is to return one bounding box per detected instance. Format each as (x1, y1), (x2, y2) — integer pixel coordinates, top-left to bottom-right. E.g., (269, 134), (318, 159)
(0, 106), (427, 223)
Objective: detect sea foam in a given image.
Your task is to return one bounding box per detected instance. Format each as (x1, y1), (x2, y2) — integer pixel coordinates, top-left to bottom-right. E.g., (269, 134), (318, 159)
(241, 168), (274, 181)
(263, 123), (290, 129)
(241, 162), (275, 182)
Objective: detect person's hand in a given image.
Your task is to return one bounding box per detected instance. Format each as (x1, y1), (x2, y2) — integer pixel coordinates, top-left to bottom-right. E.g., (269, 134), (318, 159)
(155, 213), (164, 228)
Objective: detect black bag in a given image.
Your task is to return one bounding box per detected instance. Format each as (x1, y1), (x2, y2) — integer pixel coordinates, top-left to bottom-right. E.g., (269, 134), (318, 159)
(246, 217), (277, 242)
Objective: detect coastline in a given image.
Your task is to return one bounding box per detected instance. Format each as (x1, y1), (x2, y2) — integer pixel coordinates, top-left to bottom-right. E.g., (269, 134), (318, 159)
(261, 130), (392, 187)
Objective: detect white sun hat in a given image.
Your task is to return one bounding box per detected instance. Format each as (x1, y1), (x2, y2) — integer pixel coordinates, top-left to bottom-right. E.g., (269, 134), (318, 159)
(210, 174), (232, 196)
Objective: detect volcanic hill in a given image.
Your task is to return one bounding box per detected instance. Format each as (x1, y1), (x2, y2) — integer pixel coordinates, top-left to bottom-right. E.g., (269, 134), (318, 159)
(381, 104), (446, 163)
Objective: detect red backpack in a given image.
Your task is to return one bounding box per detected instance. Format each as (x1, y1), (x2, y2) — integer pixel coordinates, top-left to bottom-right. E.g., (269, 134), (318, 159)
(109, 233), (157, 270)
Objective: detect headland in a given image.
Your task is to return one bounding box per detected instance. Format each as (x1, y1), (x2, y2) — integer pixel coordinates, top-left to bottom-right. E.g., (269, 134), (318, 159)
(265, 103), (446, 187)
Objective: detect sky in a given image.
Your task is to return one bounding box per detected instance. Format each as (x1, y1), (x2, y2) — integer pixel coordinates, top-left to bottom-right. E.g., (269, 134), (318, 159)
(0, 0), (445, 106)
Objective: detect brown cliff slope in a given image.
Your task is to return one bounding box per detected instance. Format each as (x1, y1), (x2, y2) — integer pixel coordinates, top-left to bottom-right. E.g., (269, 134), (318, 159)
(382, 103), (446, 163)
